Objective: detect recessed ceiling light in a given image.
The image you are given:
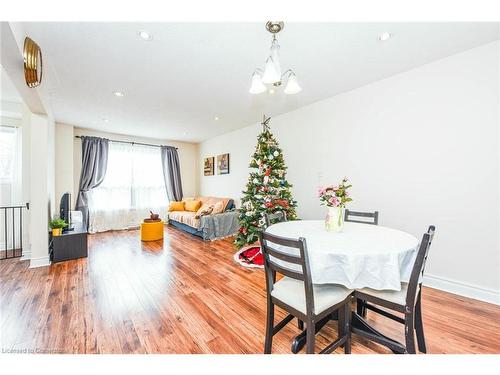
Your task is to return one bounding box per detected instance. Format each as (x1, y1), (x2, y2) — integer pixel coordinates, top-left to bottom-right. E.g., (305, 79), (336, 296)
(113, 91), (124, 97)
(214, 116), (220, 121)
(102, 118), (109, 123)
(183, 132), (187, 136)
(269, 89), (275, 94)
(138, 30), (153, 41)
(378, 32), (393, 42)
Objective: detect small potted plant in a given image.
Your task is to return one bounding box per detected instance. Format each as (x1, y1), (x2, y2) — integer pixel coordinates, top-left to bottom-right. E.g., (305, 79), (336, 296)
(318, 177), (352, 232)
(49, 218), (68, 237)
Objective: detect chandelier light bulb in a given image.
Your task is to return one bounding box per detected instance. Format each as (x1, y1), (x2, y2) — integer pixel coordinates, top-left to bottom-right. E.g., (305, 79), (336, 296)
(249, 71), (267, 94)
(284, 73), (302, 94)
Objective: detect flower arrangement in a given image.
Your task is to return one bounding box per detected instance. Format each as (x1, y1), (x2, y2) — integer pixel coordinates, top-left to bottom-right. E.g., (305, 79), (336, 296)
(318, 177), (353, 207)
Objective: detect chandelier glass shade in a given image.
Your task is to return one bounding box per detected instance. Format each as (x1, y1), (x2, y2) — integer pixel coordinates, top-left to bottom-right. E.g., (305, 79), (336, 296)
(284, 72), (302, 94)
(250, 22), (301, 95)
(262, 56), (281, 84)
(249, 71), (267, 94)
(262, 41), (281, 84)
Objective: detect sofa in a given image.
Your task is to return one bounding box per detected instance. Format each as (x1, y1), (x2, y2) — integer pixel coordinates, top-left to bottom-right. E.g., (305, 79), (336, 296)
(168, 196), (239, 240)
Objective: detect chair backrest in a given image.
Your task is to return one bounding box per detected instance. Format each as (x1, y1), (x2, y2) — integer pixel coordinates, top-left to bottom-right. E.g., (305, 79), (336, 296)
(405, 225), (436, 308)
(259, 231), (315, 315)
(344, 209), (379, 225)
(264, 210), (288, 228)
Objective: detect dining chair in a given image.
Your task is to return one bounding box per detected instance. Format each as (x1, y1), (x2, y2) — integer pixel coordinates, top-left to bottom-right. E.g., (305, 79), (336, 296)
(260, 231), (353, 354)
(345, 209), (379, 318)
(264, 210), (288, 227)
(264, 211), (309, 330)
(353, 225), (435, 354)
(344, 209), (379, 225)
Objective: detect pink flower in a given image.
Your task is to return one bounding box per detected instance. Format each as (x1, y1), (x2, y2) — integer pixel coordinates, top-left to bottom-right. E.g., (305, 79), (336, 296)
(328, 197), (339, 207)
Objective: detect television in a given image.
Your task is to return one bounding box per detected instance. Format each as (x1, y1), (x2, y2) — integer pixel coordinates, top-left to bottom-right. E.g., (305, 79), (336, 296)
(59, 192), (73, 231)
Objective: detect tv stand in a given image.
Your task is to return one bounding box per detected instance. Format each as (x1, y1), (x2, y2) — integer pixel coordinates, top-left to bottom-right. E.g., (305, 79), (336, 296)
(50, 222), (88, 263)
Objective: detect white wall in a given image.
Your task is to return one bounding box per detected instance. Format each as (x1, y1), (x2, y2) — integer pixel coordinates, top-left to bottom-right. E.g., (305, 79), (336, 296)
(47, 115), (56, 219)
(2, 23), (56, 267)
(70, 128), (199, 205)
(199, 41), (500, 304)
(20, 103), (31, 259)
(28, 113), (51, 268)
(54, 123), (74, 213)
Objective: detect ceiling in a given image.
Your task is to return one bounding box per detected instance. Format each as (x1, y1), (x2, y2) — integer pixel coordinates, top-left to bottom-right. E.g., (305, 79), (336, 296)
(16, 22), (500, 143)
(1, 65), (22, 103)
(0, 66), (23, 119)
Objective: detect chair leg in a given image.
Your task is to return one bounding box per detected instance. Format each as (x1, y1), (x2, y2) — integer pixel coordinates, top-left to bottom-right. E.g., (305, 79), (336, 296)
(306, 319), (315, 354)
(404, 312), (416, 354)
(264, 301), (274, 354)
(415, 291), (427, 353)
(337, 306), (346, 349)
(356, 298), (366, 317)
(344, 304), (352, 354)
(298, 319), (304, 331)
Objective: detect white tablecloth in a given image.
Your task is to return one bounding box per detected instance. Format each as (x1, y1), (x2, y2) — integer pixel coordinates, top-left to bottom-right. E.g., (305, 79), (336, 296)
(265, 221), (419, 291)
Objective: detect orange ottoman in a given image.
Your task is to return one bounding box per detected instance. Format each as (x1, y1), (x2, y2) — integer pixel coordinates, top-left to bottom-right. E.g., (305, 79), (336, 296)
(140, 221), (164, 241)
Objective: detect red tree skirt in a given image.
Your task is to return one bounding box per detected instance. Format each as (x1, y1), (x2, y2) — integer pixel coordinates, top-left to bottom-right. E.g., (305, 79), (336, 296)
(233, 244), (264, 268)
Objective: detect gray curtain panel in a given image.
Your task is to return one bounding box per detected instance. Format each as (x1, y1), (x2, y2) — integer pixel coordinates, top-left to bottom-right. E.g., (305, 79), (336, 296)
(75, 136), (109, 226)
(161, 146), (183, 201)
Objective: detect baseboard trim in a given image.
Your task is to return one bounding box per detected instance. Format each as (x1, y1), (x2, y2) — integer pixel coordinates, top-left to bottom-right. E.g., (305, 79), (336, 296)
(423, 274), (500, 306)
(20, 250), (31, 261)
(29, 256), (51, 268)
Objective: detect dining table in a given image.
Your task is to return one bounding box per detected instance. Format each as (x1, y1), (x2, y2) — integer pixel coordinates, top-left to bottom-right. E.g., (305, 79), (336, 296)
(265, 220), (420, 353)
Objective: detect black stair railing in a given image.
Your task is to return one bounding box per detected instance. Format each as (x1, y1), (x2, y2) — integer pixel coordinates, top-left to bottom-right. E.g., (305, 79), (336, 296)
(0, 203), (29, 260)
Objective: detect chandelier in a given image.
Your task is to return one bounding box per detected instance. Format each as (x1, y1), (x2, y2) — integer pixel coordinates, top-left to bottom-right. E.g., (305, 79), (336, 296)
(249, 21), (302, 95)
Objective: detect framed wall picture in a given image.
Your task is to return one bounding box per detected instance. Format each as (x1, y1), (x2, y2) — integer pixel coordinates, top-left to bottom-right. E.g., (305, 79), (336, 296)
(204, 157), (214, 176)
(217, 153), (230, 175)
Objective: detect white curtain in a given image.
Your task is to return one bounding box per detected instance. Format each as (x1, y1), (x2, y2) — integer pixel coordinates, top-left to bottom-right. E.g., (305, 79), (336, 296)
(88, 142), (168, 233)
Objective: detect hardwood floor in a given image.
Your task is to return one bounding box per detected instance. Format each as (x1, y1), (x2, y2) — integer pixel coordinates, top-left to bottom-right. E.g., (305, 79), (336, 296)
(1, 225), (499, 354)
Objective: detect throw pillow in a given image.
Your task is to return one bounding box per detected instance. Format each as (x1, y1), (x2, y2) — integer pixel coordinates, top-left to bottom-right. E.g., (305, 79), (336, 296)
(168, 201), (185, 212)
(212, 201), (224, 215)
(185, 199), (202, 212)
(195, 204), (214, 219)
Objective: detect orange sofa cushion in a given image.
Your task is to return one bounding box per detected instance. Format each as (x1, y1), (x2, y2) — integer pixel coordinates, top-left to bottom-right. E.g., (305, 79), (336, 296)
(168, 201), (185, 212)
(184, 200), (202, 212)
(197, 196), (232, 211)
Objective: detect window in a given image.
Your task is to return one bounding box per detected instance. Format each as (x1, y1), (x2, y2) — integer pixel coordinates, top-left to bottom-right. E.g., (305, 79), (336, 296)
(87, 142), (168, 233)
(0, 125), (22, 206)
(0, 126), (19, 182)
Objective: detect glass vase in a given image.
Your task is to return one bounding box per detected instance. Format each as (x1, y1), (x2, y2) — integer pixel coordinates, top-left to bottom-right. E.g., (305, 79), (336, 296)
(325, 206), (345, 232)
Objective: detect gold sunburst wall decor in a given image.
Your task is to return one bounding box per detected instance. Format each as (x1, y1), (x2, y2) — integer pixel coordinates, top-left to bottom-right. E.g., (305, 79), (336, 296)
(23, 37), (43, 88)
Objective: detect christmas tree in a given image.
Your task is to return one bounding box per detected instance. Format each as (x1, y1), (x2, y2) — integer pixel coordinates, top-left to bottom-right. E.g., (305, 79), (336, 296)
(234, 116), (298, 249)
